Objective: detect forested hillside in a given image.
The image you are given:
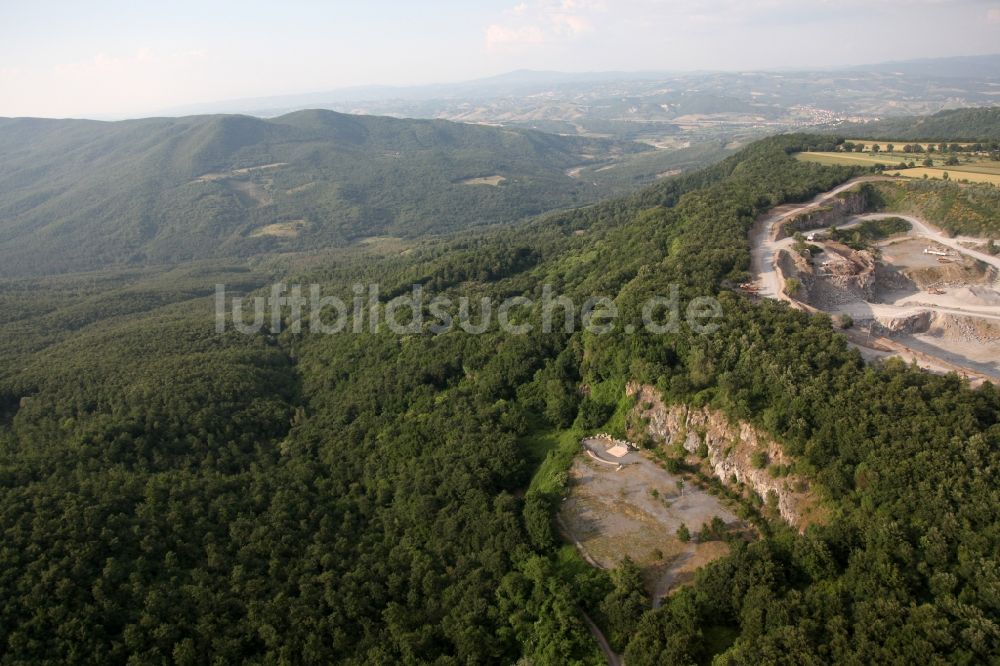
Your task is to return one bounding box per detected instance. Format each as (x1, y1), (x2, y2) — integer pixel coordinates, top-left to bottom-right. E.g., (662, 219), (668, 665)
(872, 178), (1000, 238)
(0, 110), (650, 277)
(836, 106), (1000, 141)
(0, 134), (997, 663)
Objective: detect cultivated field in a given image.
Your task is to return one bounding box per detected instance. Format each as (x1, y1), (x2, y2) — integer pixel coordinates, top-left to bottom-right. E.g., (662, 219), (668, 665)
(883, 168), (1000, 184)
(796, 151), (1000, 185)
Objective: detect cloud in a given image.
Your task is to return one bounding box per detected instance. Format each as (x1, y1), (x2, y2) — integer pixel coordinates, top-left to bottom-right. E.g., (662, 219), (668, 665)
(486, 0), (603, 50)
(989, 7), (1000, 22)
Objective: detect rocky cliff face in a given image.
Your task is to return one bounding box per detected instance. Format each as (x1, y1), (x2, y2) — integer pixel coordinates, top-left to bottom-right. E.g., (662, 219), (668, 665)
(776, 248), (815, 303)
(627, 383), (822, 532)
(782, 186), (872, 238)
(819, 243), (877, 304)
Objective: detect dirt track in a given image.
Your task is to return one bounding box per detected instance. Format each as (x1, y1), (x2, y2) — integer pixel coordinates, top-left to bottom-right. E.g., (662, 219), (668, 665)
(861, 213), (1000, 271)
(582, 612), (622, 666)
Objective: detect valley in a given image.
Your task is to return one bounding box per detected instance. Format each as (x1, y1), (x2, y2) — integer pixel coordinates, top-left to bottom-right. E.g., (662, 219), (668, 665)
(183, 58), (1000, 147)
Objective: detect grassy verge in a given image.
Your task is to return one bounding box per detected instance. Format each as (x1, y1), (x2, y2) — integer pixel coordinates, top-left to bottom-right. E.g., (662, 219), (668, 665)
(518, 417), (614, 662)
(871, 180), (1000, 238)
(524, 420), (585, 495)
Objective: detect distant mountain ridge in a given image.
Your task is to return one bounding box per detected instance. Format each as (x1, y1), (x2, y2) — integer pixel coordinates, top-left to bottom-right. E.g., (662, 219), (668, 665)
(156, 69), (683, 117)
(0, 109), (648, 277)
(847, 53), (1000, 79)
(154, 54), (1000, 120)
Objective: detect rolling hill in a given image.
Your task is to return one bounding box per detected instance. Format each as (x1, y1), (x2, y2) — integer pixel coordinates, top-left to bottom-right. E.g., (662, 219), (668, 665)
(0, 110), (650, 277)
(831, 106), (1000, 141)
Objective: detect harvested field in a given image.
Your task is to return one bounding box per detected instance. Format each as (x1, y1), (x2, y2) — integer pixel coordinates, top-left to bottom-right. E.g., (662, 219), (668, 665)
(885, 168), (1000, 185)
(796, 152), (1000, 185)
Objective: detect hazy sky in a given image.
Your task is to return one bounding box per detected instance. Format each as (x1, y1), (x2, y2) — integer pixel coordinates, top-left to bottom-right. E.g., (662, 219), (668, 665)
(2, 0), (1000, 118)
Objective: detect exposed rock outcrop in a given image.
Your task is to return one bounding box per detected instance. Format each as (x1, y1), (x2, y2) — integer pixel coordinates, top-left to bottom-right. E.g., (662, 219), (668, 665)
(776, 248), (815, 302)
(627, 383), (824, 532)
(873, 262), (918, 296)
(875, 310), (932, 335)
(781, 185), (873, 239)
(926, 312), (1000, 345)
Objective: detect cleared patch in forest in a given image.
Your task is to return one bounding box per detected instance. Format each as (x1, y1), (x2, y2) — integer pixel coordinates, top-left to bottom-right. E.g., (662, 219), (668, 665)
(195, 162), (288, 182)
(559, 436), (743, 605)
(459, 175), (506, 186)
(250, 220), (308, 238)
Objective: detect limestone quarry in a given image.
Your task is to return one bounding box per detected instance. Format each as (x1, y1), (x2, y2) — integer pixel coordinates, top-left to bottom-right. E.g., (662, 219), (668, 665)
(751, 178), (1000, 383)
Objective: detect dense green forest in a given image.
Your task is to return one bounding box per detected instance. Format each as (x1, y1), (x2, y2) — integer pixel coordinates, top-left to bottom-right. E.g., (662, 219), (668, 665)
(0, 110), (654, 278)
(834, 106), (1000, 141)
(1, 132), (997, 663)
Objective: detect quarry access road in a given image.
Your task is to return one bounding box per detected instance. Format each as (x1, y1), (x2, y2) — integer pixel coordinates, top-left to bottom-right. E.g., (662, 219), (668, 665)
(856, 213), (1000, 272)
